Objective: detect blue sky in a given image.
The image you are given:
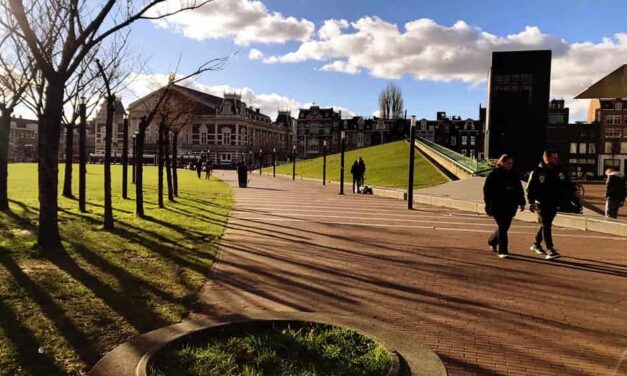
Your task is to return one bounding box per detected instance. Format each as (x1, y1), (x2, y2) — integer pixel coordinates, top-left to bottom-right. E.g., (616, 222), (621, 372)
(122, 0), (627, 121)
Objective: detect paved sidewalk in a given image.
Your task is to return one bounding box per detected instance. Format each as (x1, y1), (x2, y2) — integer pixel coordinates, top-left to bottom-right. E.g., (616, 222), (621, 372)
(193, 171), (627, 376)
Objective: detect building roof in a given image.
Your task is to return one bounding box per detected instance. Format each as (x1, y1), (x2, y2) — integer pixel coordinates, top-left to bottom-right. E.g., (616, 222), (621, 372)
(575, 64), (627, 99)
(127, 84), (223, 111)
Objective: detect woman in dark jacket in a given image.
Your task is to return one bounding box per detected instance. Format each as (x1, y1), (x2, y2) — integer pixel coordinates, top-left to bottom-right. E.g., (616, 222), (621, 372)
(483, 154), (526, 258)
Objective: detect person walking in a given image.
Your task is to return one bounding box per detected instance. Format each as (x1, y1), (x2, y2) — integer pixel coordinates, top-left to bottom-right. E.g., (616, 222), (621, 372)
(205, 160), (212, 180)
(357, 157), (366, 192)
(196, 160), (202, 179)
(350, 160), (359, 193)
(604, 167), (627, 219)
(526, 150), (568, 260)
(483, 154), (526, 259)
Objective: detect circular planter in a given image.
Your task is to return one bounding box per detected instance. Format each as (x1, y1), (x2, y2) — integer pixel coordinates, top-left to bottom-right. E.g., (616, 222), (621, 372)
(88, 312), (446, 376)
(139, 319), (401, 376)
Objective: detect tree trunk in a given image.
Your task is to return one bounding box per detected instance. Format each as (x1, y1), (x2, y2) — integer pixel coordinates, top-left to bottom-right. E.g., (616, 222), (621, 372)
(78, 103), (87, 212)
(172, 132), (178, 197)
(165, 131), (174, 202)
(135, 128), (146, 217)
(0, 108), (12, 211)
(157, 121), (165, 208)
(38, 80), (64, 250)
(62, 125), (74, 198)
(103, 95), (114, 229)
(122, 117), (128, 199)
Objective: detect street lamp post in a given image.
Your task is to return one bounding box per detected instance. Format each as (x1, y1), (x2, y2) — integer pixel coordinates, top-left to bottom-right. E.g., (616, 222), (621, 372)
(408, 115), (416, 209)
(272, 147), (276, 177)
(292, 145), (296, 180)
(259, 149), (263, 175)
(340, 125), (346, 195)
(322, 139), (327, 185)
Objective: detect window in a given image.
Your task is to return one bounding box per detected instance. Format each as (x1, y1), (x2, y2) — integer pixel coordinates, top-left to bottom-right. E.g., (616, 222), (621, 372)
(622, 142), (627, 154)
(470, 136), (476, 146)
(470, 149), (476, 158)
(615, 102), (623, 111)
(578, 143), (587, 154)
(462, 136), (467, 145)
(569, 143), (577, 154)
(588, 143), (596, 154)
(421, 120), (427, 130)
(222, 128), (231, 145)
(450, 136), (456, 146)
(624, 116), (627, 125)
(604, 159), (620, 170)
(587, 159), (596, 165)
(461, 149), (467, 157)
(568, 158), (577, 164)
(605, 128), (621, 138)
(357, 133), (364, 146)
(201, 132), (207, 145)
(605, 142), (613, 153)
(606, 115), (622, 125)
(568, 143), (578, 154)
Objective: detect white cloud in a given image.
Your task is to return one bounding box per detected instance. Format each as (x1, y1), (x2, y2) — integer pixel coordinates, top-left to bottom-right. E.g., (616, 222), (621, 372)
(248, 48), (264, 60)
(122, 73), (355, 121)
(260, 16), (627, 102)
(147, 0), (314, 45)
(319, 60), (360, 74)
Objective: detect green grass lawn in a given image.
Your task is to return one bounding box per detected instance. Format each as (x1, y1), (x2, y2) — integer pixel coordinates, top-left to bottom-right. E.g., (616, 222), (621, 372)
(267, 141), (448, 189)
(151, 322), (392, 376)
(0, 163), (232, 376)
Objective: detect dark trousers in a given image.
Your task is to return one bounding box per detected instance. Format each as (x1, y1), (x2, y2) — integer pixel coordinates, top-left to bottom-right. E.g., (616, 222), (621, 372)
(488, 212), (514, 252)
(535, 208), (557, 249)
(352, 175), (357, 193)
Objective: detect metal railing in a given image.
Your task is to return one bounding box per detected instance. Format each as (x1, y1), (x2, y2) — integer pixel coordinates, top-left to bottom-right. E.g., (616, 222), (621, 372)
(415, 137), (493, 176)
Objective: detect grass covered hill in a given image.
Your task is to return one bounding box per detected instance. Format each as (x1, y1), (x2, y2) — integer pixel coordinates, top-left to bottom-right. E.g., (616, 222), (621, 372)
(0, 164), (232, 375)
(269, 140), (448, 189)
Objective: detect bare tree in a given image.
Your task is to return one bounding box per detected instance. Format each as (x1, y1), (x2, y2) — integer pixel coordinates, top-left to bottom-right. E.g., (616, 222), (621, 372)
(0, 12), (35, 211)
(4, 0), (215, 250)
(132, 60), (227, 217)
(378, 82), (404, 120)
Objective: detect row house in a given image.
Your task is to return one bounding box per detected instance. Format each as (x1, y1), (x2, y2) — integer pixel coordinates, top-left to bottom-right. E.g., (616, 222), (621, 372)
(294, 105), (407, 159)
(575, 64), (627, 174)
(421, 108), (486, 160)
(8, 116), (38, 162)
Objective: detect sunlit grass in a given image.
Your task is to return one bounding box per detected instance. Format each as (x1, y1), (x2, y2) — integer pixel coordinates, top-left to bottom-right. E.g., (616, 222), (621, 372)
(0, 163), (232, 375)
(151, 322), (392, 376)
(267, 140), (447, 189)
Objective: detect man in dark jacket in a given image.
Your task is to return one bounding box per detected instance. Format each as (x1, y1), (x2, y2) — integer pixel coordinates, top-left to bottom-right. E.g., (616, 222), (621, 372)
(357, 157), (366, 191)
(483, 154), (526, 258)
(605, 168), (626, 218)
(196, 160), (202, 179)
(526, 150), (568, 260)
(350, 160), (359, 193)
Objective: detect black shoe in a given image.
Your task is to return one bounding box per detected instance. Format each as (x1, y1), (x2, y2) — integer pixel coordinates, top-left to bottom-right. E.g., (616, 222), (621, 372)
(489, 243), (497, 252)
(545, 248), (561, 260)
(530, 244), (545, 255)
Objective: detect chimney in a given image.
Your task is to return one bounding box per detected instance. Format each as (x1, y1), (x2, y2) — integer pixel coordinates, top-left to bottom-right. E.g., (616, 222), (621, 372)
(256, 108), (260, 113)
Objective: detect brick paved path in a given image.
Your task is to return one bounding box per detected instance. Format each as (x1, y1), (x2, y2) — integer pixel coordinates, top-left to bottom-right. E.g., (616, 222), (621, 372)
(194, 171), (627, 376)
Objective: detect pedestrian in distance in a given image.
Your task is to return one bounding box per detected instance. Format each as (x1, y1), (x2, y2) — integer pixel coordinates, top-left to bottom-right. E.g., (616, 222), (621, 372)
(604, 167), (627, 219)
(357, 157), (366, 192)
(526, 149), (568, 260)
(205, 160), (212, 180)
(483, 154), (526, 259)
(350, 160), (359, 193)
(196, 160), (202, 179)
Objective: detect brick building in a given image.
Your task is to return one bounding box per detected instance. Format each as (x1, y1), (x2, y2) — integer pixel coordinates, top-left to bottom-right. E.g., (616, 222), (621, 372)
(126, 85), (290, 168)
(8, 116), (37, 162)
(575, 64), (627, 174)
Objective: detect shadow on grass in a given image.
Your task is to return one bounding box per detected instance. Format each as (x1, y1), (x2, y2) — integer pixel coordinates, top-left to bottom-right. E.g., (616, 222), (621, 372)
(0, 251), (101, 368)
(0, 297), (64, 375)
